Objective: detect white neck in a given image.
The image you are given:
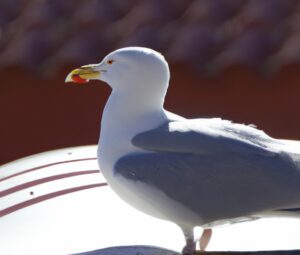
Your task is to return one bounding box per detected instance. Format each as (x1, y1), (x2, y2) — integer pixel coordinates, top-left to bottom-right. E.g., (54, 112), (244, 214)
(97, 88), (167, 176)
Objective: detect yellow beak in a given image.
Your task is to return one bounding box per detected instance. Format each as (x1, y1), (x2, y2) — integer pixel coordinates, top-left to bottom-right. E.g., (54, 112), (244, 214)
(65, 64), (101, 84)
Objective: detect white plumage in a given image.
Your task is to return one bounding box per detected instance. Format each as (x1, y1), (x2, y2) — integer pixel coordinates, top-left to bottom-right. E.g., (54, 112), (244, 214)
(66, 47), (300, 255)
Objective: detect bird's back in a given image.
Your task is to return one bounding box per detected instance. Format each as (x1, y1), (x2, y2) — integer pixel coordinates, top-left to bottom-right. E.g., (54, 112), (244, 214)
(115, 117), (300, 226)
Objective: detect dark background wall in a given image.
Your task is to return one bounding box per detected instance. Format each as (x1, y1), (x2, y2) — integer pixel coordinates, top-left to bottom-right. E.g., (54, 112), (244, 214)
(1, 64), (300, 165)
(1, 0), (300, 165)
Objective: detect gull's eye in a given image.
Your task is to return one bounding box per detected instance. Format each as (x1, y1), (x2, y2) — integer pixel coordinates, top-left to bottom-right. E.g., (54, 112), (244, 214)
(106, 59), (115, 65)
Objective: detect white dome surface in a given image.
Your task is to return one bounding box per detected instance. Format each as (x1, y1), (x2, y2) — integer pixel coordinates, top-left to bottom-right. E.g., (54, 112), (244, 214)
(0, 146), (300, 255)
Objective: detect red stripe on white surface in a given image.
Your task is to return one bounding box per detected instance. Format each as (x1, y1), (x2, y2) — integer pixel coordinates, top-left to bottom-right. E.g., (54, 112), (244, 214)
(0, 157), (98, 182)
(0, 183), (108, 217)
(0, 170), (100, 198)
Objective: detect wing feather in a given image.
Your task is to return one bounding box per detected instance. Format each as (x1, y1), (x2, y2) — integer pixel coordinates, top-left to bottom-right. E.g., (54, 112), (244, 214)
(115, 118), (300, 225)
(132, 118), (281, 156)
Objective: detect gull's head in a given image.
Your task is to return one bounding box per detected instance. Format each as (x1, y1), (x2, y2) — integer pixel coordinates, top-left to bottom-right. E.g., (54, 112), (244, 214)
(65, 47), (170, 93)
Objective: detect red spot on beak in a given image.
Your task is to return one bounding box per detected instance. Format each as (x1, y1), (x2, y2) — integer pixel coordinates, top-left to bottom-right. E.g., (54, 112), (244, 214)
(72, 74), (88, 84)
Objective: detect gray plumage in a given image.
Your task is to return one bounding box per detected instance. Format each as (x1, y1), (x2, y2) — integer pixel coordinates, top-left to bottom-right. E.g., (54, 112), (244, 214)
(115, 118), (300, 226)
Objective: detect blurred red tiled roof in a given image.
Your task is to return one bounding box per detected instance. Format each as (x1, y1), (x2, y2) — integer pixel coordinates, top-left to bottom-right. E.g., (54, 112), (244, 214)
(0, 0), (299, 75)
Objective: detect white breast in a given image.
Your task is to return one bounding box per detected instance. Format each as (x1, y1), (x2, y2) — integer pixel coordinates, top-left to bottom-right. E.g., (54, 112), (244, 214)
(97, 91), (168, 184)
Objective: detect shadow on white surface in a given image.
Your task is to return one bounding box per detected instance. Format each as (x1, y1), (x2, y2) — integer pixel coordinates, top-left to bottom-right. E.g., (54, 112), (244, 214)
(73, 246), (179, 255)
(0, 146), (300, 255)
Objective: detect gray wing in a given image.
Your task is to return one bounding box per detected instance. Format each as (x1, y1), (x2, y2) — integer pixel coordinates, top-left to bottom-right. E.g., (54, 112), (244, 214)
(132, 118), (280, 156)
(115, 118), (300, 225)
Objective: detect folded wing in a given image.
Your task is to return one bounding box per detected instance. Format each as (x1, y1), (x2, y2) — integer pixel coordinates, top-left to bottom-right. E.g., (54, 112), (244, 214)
(115, 118), (300, 225)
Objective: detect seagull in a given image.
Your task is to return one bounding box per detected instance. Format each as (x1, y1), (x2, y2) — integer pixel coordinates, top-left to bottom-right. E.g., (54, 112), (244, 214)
(66, 47), (300, 255)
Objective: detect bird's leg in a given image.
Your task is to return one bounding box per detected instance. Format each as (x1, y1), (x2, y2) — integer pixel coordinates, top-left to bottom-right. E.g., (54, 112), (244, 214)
(181, 227), (196, 255)
(199, 228), (212, 251)
(182, 238), (196, 255)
